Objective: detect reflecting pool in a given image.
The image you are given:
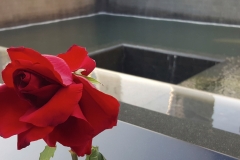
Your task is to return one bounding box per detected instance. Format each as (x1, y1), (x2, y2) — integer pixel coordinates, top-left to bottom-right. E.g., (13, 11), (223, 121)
(0, 14), (240, 59)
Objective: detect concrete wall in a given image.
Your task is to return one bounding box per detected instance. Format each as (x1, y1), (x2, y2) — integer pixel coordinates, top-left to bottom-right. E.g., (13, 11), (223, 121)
(0, 0), (97, 28)
(105, 0), (240, 24)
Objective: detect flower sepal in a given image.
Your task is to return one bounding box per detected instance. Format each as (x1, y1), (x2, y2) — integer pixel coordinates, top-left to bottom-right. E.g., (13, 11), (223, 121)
(73, 69), (102, 85)
(86, 146), (106, 160)
(39, 145), (56, 160)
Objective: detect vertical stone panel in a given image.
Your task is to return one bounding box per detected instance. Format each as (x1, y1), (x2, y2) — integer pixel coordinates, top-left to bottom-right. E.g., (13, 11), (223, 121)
(106, 0), (240, 24)
(0, 0), (96, 28)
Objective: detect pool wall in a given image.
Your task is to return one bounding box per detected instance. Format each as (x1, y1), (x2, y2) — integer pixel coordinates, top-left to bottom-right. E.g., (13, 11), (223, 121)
(0, 0), (98, 28)
(1, 0), (240, 28)
(105, 0), (240, 24)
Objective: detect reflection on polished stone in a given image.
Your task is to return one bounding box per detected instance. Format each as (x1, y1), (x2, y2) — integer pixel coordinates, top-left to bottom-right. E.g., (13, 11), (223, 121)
(119, 102), (240, 159)
(92, 68), (240, 135)
(167, 88), (214, 125)
(92, 68), (240, 158)
(92, 67), (172, 113)
(0, 121), (236, 160)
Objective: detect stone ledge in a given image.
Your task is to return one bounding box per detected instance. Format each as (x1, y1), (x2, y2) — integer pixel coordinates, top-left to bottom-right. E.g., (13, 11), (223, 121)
(0, 46), (8, 83)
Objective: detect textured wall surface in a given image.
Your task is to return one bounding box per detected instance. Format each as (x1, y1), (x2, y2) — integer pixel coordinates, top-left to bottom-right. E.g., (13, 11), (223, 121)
(0, 0), (96, 28)
(106, 0), (240, 24)
(1, 0), (240, 28)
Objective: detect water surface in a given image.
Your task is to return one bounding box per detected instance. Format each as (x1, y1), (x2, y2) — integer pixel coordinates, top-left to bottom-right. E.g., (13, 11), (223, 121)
(0, 14), (240, 59)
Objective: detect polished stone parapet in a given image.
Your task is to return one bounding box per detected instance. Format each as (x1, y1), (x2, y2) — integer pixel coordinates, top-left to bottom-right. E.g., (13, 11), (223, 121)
(91, 68), (240, 158)
(0, 47), (8, 81)
(0, 121), (236, 160)
(119, 102), (240, 159)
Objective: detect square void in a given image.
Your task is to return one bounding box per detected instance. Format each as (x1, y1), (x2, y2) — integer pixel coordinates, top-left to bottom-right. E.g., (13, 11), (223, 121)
(90, 45), (220, 84)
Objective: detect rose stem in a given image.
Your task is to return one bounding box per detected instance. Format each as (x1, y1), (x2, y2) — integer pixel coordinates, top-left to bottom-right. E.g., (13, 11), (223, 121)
(69, 150), (78, 160)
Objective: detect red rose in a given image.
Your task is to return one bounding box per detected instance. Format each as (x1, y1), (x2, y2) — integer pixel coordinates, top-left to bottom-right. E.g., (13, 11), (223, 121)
(0, 45), (119, 156)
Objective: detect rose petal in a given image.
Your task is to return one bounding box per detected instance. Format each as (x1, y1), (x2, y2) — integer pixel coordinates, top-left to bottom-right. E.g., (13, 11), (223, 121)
(69, 104), (93, 156)
(57, 45), (87, 71)
(7, 47), (49, 65)
(73, 75), (119, 135)
(17, 126), (53, 149)
(0, 85), (31, 138)
(12, 70), (61, 108)
(5, 47), (72, 86)
(57, 45), (96, 75)
(43, 55), (73, 85)
(2, 61), (61, 88)
(71, 140), (92, 156)
(79, 56), (96, 76)
(44, 112), (94, 153)
(20, 84), (83, 127)
(21, 84), (60, 108)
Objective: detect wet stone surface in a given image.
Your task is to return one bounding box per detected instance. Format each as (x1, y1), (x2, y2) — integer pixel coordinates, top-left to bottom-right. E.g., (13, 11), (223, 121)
(180, 57), (240, 99)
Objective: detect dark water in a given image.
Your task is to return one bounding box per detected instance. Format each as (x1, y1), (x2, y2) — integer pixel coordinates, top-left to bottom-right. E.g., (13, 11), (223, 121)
(90, 45), (219, 84)
(0, 14), (240, 59)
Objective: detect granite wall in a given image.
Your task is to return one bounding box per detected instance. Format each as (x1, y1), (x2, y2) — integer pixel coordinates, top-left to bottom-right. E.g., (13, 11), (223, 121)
(0, 0), (98, 28)
(1, 0), (240, 28)
(105, 0), (240, 24)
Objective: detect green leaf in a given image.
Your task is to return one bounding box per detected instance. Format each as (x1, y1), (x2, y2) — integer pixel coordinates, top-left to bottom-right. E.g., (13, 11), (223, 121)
(80, 75), (102, 85)
(85, 146), (106, 160)
(73, 71), (102, 85)
(39, 146), (56, 160)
